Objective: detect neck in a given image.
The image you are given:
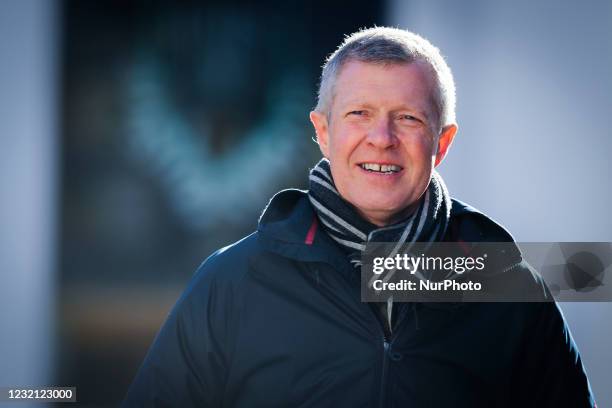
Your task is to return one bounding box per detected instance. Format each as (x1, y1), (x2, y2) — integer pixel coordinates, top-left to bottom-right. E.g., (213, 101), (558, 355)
(353, 200), (420, 228)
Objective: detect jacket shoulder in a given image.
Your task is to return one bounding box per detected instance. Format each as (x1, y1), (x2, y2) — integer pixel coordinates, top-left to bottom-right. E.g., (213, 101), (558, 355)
(123, 234), (267, 407)
(193, 231), (263, 285)
(449, 198), (515, 243)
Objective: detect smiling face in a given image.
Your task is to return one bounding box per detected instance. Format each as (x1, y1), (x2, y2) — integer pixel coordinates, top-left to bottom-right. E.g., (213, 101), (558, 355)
(310, 60), (457, 226)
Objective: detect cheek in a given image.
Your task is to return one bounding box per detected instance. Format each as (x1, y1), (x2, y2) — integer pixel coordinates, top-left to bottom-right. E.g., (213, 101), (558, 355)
(328, 130), (354, 159)
(405, 137), (436, 161)
(413, 130), (436, 149)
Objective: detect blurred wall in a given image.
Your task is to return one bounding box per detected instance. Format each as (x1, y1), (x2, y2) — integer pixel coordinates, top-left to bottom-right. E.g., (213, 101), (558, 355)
(0, 0), (59, 401)
(387, 0), (612, 405)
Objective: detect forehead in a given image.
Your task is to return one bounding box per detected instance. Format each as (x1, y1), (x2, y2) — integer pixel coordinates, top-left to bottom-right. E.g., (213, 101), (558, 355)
(332, 60), (437, 118)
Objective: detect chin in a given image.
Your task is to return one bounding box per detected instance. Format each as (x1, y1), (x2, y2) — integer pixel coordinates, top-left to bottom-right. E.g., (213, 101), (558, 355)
(356, 200), (405, 216)
(363, 195), (408, 210)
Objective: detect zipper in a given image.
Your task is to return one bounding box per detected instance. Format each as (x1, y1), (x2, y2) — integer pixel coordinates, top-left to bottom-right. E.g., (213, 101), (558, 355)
(363, 301), (392, 408)
(332, 259), (400, 408)
(379, 337), (391, 408)
(376, 302), (413, 408)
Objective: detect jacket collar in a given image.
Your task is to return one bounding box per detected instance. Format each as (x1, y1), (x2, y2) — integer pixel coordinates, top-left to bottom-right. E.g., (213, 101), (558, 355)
(257, 189), (521, 272)
(257, 189), (353, 273)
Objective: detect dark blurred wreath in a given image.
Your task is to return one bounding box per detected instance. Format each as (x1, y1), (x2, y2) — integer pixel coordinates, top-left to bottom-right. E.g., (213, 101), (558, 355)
(122, 7), (315, 230)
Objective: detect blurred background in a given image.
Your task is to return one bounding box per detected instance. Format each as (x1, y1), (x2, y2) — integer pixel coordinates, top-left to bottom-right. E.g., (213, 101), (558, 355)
(0, 0), (610, 406)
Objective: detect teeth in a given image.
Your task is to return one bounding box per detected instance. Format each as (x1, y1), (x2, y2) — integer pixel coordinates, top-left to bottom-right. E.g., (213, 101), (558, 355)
(360, 163), (401, 173)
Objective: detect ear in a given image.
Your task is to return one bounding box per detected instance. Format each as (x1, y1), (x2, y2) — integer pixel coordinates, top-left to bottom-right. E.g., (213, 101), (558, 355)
(434, 124), (458, 167)
(309, 111), (330, 158)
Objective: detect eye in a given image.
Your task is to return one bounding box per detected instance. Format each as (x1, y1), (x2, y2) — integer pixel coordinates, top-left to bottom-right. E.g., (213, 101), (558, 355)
(398, 114), (418, 121)
(347, 110), (366, 116)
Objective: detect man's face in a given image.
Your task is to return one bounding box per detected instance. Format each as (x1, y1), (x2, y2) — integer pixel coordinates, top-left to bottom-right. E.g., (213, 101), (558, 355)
(310, 60), (457, 226)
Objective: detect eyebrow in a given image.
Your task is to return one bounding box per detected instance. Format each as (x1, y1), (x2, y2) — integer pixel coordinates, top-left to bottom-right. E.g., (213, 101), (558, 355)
(341, 102), (377, 111)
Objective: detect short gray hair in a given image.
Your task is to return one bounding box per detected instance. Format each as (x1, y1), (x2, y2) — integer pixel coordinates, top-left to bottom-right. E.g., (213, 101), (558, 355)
(315, 27), (456, 129)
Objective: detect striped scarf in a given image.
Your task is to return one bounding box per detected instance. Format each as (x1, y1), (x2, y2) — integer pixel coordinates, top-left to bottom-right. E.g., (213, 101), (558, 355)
(308, 158), (451, 267)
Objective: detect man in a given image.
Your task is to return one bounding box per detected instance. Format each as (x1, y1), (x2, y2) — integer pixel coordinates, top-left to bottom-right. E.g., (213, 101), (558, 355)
(124, 27), (596, 407)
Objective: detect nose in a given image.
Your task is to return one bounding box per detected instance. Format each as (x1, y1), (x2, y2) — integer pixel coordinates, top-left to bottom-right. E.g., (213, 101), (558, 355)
(366, 116), (398, 150)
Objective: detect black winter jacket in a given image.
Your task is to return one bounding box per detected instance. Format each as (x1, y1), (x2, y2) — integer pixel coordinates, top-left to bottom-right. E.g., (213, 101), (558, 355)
(124, 189), (596, 407)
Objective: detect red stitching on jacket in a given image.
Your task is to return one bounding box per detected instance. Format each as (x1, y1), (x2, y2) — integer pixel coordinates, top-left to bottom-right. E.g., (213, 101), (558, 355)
(305, 216), (318, 245)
